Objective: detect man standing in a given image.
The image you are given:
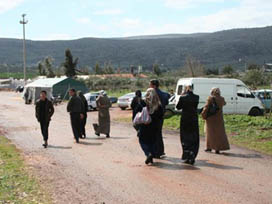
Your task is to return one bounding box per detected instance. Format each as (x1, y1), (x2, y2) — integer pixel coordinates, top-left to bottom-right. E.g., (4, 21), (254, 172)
(35, 90), (54, 148)
(93, 90), (111, 138)
(67, 89), (85, 143)
(78, 91), (88, 139)
(150, 79), (170, 158)
(176, 86), (200, 165)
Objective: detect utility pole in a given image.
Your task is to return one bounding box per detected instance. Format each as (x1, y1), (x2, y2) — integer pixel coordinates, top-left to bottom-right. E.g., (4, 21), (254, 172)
(20, 14), (28, 85)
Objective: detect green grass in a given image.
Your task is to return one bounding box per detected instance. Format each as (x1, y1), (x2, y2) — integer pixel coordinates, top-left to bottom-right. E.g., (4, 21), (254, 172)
(164, 115), (272, 155)
(114, 114), (272, 155)
(0, 72), (38, 79)
(107, 89), (136, 98)
(0, 136), (51, 204)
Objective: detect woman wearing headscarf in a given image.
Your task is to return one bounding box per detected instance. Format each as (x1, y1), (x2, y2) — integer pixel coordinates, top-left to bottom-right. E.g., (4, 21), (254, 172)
(78, 91), (88, 138)
(201, 88), (230, 154)
(131, 90), (146, 121)
(176, 85), (199, 165)
(94, 90), (111, 138)
(138, 88), (163, 165)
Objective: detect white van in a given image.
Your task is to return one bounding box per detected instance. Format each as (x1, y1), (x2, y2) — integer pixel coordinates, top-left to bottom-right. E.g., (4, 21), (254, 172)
(175, 78), (264, 116)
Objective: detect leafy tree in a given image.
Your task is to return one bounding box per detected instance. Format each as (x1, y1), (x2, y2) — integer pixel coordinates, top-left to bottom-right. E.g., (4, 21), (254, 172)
(153, 64), (162, 76)
(63, 49), (78, 77)
(44, 57), (55, 78)
(243, 69), (265, 87)
(205, 68), (219, 75)
(247, 64), (261, 71)
(104, 62), (115, 74)
(37, 61), (46, 76)
(222, 65), (234, 75)
(94, 63), (103, 75)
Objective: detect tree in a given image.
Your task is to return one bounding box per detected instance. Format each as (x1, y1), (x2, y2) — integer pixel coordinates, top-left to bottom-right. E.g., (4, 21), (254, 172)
(243, 69), (265, 87)
(104, 62), (115, 74)
(205, 68), (219, 75)
(247, 64), (261, 71)
(222, 65), (234, 75)
(94, 63), (103, 75)
(63, 49), (78, 77)
(153, 64), (161, 76)
(44, 57), (55, 78)
(38, 61), (46, 76)
(184, 56), (204, 77)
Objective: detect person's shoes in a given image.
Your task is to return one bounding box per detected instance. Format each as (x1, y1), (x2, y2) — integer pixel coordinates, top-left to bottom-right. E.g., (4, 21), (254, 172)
(145, 154), (153, 165)
(76, 139), (79, 143)
(95, 132), (100, 137)
(215, 150), (220, 154)
(205, 149), (212, 152)
(82, 134), (86, 139)
(184, 159), (195, 165)
(42, 141), (48, 148)
(106, 134), (110, 138)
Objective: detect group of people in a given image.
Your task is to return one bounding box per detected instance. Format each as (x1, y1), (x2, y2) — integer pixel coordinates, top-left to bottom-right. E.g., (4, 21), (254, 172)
(35, 89), (111, 148)
(132, 81), (230, 165)
(35, 79), (230, 166)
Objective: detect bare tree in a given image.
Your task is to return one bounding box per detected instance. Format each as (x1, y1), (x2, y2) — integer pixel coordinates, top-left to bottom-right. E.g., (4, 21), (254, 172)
(184, 56), (204, 77)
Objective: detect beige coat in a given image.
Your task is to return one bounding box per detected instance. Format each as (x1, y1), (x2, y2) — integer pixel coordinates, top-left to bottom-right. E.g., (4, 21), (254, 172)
(95, 95), (111, 135)
(202, 96), (230, 151)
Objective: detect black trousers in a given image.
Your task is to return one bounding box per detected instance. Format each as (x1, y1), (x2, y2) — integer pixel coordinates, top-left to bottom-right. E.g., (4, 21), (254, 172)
(80, 113), (87, 136)
(40, 121), (49, 141)
(154, 118), (165, 156)
(70, 113), (81, 141)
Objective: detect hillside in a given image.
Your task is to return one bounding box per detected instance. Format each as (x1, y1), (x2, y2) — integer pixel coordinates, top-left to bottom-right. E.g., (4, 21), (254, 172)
(1, 26), (272, 71)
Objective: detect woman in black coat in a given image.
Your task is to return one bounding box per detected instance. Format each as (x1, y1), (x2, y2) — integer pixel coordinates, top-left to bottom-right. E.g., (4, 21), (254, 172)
(176, 86), (200, 165)
(138, 88), (163, 165)
(131, 90), (146, 121)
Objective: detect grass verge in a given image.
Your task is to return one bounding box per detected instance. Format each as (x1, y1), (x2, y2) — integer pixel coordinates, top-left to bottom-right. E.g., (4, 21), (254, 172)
(114, 114), (272, 155)
(0, 135), (51, 204)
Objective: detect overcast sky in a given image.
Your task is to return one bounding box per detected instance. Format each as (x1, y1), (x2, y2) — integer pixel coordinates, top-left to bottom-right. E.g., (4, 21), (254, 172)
(0, 0), (272, 40)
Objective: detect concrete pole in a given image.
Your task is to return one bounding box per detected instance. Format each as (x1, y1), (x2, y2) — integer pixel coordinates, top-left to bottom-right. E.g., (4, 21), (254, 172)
(20, 14), (28, 85)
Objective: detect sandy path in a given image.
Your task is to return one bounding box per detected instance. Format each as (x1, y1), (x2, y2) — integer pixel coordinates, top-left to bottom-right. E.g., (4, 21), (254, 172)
(0, 91), (271, 204)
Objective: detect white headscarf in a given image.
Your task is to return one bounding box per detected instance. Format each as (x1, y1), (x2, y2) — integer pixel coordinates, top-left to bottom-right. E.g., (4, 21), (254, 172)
(145, 88), (161, 114)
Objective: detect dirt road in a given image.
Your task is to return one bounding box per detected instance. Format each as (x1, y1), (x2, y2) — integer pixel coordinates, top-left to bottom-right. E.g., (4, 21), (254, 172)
(0, 91), (272, 204)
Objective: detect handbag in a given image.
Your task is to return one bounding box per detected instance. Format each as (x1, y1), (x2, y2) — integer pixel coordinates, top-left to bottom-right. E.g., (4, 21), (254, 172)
(133, 107), (152, 125)
(206, 97), (219, 118)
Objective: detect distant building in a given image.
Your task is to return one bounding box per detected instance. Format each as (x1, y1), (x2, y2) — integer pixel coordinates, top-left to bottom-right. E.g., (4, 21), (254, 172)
(263, 63), (272, 72)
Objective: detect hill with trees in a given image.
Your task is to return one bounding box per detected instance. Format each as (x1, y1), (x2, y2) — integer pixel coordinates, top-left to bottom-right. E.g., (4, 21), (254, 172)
(1, 26), (272, 72)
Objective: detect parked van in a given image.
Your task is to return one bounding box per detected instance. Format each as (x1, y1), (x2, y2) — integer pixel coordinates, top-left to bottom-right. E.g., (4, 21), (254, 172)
(175, 78), (264, 116)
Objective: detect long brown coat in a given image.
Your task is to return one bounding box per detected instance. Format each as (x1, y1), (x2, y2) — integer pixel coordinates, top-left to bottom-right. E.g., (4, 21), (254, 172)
(202, 96), (230, 151)
(94, 95), (111, 135)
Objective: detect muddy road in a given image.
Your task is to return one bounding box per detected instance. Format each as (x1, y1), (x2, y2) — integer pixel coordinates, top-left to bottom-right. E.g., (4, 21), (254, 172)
(0, 91), (271, 204)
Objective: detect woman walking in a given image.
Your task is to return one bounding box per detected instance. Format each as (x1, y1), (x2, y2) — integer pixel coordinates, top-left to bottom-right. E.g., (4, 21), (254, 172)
(137, 88), (163, 165)
(131, 90), (146, 121)
(201, 88), (230, 154)
(176, 86), (199, 165)
(94, 91), (111, 138)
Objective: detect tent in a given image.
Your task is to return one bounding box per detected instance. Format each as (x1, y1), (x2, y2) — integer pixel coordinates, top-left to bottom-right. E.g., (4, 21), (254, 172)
(23, 77), (88, 103)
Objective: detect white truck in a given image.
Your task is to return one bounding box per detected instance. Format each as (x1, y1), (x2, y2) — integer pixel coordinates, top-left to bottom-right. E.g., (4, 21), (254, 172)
(175, 78), (264, 116)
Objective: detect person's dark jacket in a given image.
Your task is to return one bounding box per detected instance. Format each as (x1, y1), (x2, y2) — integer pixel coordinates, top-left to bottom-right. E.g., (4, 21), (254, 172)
(176, 91), (199, 132)
(138, 105), (164, 144)
(35, 98), (54, 123)
(156, 89), (170, 110)
(131, 96), (146, 120)
(67, 95), (85, 113)
(79, 95), (88, 114)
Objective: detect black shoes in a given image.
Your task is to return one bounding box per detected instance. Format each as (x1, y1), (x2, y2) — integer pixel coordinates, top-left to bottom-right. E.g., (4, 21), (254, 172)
(145, 154), (154, 165)
(205, 149), (212, 152)
(215, 150), (220, 154)
(95, 132), (100, 137)
(106, 134), (110, 138)
(42, 141), (48, 148)
(184, 159), (195, 165)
